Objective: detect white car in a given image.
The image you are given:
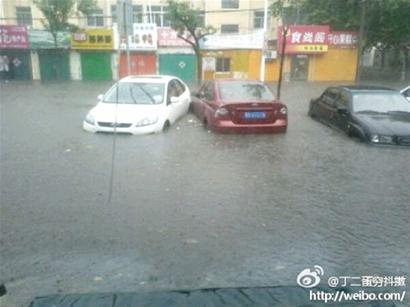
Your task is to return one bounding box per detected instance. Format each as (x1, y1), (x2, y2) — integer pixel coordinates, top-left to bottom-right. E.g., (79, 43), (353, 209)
(401, 85), (410, 102)
(83, 75), (191, 135)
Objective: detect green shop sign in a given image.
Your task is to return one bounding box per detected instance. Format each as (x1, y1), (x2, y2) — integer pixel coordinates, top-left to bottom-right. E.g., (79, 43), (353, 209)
(28, 30), (70, 49)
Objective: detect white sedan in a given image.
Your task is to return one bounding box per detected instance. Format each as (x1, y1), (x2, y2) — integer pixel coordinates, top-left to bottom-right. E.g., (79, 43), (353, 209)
(83, 75), (191, 135)
(401, 85), (410, 102)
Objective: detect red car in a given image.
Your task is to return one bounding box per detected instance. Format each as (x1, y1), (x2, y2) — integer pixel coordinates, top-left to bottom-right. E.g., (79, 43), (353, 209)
(190, 80), (287, 133)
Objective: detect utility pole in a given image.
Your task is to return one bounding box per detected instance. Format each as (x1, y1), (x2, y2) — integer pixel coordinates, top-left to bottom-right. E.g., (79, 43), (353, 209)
(355, 0), (366, 84)
(123, 1), (131, 75)
(259, 0), (269, 82)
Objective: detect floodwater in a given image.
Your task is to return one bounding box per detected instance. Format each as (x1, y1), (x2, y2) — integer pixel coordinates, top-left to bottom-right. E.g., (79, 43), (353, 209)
(1, 81), (409, 306)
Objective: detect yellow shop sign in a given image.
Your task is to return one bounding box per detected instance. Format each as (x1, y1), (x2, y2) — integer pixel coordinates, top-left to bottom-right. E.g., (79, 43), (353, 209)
(71, 29), (113, 50)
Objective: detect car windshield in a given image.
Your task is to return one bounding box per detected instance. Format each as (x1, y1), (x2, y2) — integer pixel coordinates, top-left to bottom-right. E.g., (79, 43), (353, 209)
(353, 92), (410, 113)
(218, 82), (275, 101)
(103, 82), (164, 105)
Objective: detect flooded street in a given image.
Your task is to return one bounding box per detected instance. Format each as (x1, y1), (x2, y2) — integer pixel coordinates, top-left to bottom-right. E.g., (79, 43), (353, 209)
(1, 81), (409, 306)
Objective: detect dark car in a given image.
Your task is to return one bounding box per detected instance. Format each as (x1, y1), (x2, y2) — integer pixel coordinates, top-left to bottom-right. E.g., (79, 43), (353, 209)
(401, 85), (410, 102)
(190, 80), (287, 133)
(308, 86), (410, 146)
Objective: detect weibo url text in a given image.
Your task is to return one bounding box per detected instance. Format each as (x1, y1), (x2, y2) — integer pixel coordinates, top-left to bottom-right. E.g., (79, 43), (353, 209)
(309, 290), (406, 303)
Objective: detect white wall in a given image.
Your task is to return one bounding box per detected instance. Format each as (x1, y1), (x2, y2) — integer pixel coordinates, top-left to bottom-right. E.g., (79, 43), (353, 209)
(69, 51), (81, 80)
(30, 51), (40, 80)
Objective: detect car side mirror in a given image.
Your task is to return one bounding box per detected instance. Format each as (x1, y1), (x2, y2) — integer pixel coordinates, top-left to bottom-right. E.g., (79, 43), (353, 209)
(337, 107), (348, 115)
(193, 91), (203, 98)
(97, 94), (103, 101)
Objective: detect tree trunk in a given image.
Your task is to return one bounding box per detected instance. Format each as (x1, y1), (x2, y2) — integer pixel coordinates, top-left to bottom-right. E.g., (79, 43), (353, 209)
(52, 32), (58, 49)
(194, 47), (202, 86)
(401, 48), (406, 81)
(276, 27), (288, 100)
(355, 0), (366, 84)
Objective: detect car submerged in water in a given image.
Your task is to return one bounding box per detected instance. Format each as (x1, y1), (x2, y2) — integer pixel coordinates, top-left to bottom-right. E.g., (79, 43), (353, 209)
(308, 86), (410, 146)
(190, 80), (287, 133)
(83, 75), (191, 135)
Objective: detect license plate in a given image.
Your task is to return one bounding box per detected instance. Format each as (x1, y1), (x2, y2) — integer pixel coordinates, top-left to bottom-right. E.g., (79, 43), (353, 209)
(243, 111), (266, 119)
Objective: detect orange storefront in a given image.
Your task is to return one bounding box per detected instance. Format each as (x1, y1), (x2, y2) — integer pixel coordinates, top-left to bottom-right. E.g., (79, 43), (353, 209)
(265, 26), (358, 82)
(118, 53), (156, 78)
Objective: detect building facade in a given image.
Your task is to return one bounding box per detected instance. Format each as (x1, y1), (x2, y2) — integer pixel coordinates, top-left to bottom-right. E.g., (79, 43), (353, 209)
(0, 0), (358, 82)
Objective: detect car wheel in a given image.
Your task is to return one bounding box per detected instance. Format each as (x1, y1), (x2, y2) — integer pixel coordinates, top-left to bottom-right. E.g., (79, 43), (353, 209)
(347, 125), (355, 137)
(162, 120), (170, 132)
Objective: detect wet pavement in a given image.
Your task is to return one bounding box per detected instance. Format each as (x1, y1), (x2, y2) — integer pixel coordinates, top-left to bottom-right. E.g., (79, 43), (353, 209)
(1, 81), (409, 306)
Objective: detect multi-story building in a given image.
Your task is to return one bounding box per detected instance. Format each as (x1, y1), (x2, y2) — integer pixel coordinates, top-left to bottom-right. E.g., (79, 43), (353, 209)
(0, 0), (358, 82)
(0, 0), (275, 32)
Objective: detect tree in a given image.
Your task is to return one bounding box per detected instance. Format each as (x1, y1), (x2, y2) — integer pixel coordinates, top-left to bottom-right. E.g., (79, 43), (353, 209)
(34, 0), (96, 48)
(270, 0), (302, 99)
(167, 0), (215, 83)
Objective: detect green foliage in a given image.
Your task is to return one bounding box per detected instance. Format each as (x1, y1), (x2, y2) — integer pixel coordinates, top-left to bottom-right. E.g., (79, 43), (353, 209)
(167, 0), (215, 82)
(167, 0), (215, 48)
(77, 0), (97, 16)
(34, 0), (97, 35)
(366, 0), (410, 50)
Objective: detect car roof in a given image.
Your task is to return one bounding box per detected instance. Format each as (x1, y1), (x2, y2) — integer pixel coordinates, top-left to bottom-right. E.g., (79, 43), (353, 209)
(119, 75), (177, 83)
(214, 79), (264, 83)
(338, 85), (395, 92)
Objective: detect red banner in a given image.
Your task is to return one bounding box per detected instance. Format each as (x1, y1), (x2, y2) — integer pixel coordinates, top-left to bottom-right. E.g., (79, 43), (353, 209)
(157, 27), (191, 47)
(277, 25), (330, 54)
(0, 25), (29, 49)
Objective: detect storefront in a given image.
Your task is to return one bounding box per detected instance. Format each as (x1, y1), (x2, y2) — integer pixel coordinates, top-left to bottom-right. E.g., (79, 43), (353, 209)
(29, 30), (70, 81)
(199, 31), (263, 81)
(0, 25), (31, 80)
(118, 23), (157, 78)
(270, 25), (358, 82)
(157, 28), (196, 84)
(71, 28), (114, 81)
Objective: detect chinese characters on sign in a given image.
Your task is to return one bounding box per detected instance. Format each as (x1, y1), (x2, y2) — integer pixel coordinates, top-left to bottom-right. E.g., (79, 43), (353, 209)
(121, 23), (157, 51)
(277, 25), (358, 54)
(199, 31), (264, 50)
(71, 29), (113, 50)
(0, 25), (29, 49)
(157, 27), (191, 47)
(277, 25), (330, 54)
(328, 31), (358, 48)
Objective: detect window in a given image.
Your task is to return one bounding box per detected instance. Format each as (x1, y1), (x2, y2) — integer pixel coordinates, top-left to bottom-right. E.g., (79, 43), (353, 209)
(196, 10), (205, 27)
(221, 0), (239, 9)
(104, 82), (165, 105)
(336, 92), (350, 109)
(218, 81), (274, 101)
(87, 8), (104, 27)
(167, 81), (179, 100)
(133, 5), (143, 23)
(200, 82), (214, 101)
(254, 11), (264, 29)
(216, 58), (230, 72)
(174, 80), (186, 96)
(149, 5), (170, 27)
(16, 6), (32, 26)
(322, 89), (340, 107)
(111, 5), (117, 24)
(221, 24), (239, 33)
